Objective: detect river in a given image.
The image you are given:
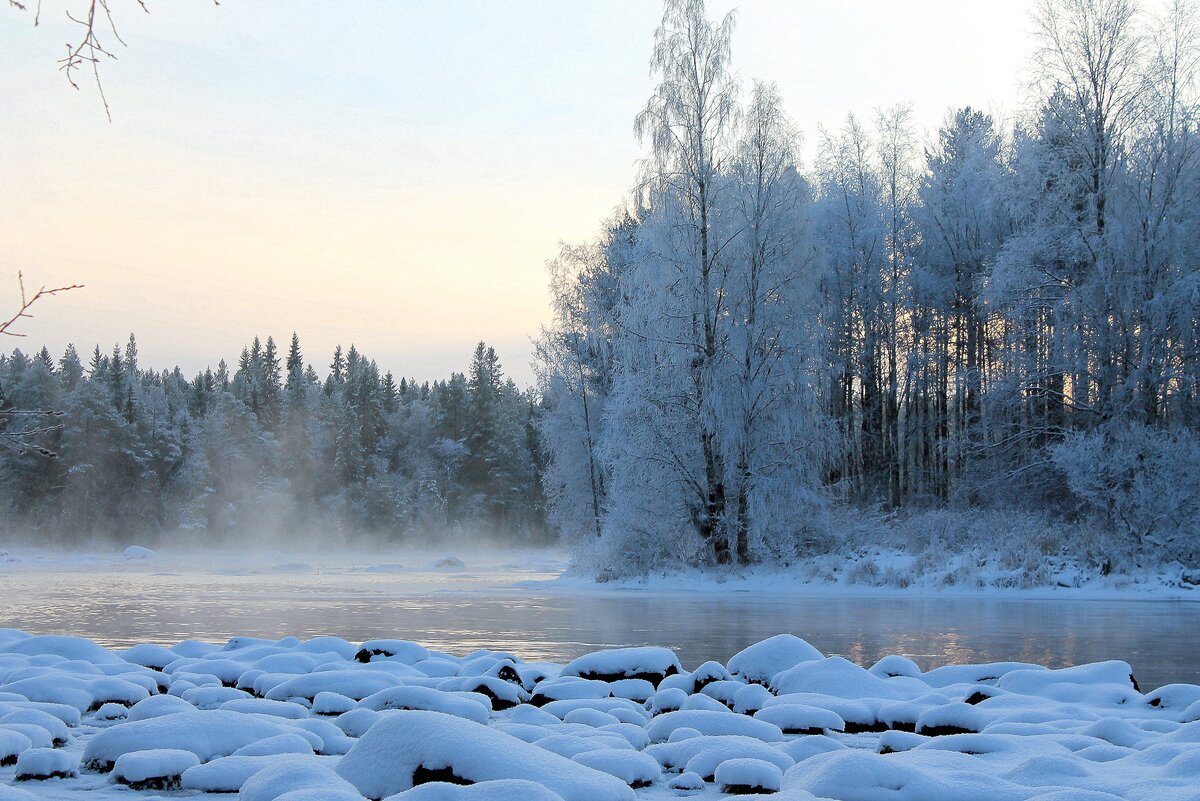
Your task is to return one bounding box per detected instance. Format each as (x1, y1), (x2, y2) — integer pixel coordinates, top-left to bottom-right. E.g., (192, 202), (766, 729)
(1, 548), (1196, 689)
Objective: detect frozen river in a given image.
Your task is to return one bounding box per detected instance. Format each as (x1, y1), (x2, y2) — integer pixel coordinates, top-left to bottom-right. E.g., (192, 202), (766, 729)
(1, 548), (1197, 689)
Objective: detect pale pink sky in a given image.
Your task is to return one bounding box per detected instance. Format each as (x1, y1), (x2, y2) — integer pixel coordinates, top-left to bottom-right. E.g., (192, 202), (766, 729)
(1, 1), (1033, 384)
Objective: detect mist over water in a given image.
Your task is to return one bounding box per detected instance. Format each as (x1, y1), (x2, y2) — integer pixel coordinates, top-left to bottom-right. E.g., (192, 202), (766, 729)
(1, 546), (1197, 690)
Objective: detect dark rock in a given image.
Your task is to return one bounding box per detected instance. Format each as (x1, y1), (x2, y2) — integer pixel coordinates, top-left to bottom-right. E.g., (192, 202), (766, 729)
(116, 775), (183, 791)
(412, 764), (472, 787)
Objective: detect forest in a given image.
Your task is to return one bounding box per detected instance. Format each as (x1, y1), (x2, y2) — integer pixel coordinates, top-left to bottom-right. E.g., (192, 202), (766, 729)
(3, 0), (1199, 580)
(0, 336), (547, 545)
(535, 0), (1200, 576)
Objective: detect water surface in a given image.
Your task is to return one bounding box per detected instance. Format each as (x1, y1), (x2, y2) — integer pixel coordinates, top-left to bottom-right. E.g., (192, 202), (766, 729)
(1, 549), (1196, 689)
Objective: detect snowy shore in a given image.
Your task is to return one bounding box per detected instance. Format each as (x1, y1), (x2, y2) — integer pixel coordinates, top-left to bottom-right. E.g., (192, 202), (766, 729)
(1, 629), (1199, 800)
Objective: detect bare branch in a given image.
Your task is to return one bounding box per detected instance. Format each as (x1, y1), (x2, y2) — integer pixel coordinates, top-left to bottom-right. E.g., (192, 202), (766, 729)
(0, 271), (84, 338)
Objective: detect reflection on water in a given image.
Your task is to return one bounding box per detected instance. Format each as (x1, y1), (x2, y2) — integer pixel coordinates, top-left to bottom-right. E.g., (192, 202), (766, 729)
(1, 552), (1197, 689)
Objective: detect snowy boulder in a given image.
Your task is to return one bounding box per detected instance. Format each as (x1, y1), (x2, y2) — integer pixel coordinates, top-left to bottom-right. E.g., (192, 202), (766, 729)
(727, 634), (824, 684)
(691, 661), (736, 691)
(182, 685), (253, 709)
(92, 702), (129, 722)
(120, 643), (180, 670)
(915, 701), (986, 736)
(650, 687), (688, 715)
(14, 747), (76, 780)
(355, 640), (431, 665)
(697, 679), (744, 707)
(562, 708), (621, 728)
(383, 780), (566, 801)
(232, 733), (315, 757)
(289, 716), (356, 755)
(180, 754), (315, 793)
(784, 746), (1030, 801)
(295, 636), (359, 660)
(646, 734), (793, 778)
(561, 647), (681, 686)
(265, 670), (411, 701)
(540, 698), (646, 721)
(220, 698), (310, 719)
(869, 654), (924, 679)
(668, 771), (705, 792)
(995, 661), (1138, 696)
(731, 683), (774, 714)
(335, 707), (384, 738)
(753, 703), (846, 734)
(314, 691), (357, 716)
(358, 686), (491, 723)
(335, 710), (636, 801)
(531, 677), (613, 706)
(0, 677), (92, 712)
(0, 728), (32, 765)
(126, 693), (194, 721)
(599, 722), (650, 750)
(113, 748), (200, 791)
(645, 710), (784, 743)
(2, 723), (53, 749)
(122, 545), (157, 560)
(0, 634), (124, 665)
(82, 709), (291, 771)
(715, 757), (783, 794)
(240, 760), (363, 801)
(608, 678), (655, 702)
(682, 693), (728, 712)
(441, 676), (530, 710)
(415, 659), (463, 678)
(1, 708), (71, 744)
(771, 656), (926, 701)
(1144, 684), (1200, 714)
(571, 748), (661, 787)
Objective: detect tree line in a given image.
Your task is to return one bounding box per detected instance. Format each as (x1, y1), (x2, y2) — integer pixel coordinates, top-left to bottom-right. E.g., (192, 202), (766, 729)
(0, 335), (547, 545)
(538, 0), (1200, 574)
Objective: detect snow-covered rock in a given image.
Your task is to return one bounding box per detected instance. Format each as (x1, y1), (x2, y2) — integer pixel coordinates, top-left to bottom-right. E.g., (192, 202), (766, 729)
(715, 757), (783, 793)
(726, 634), (824, 684)
(13, 747), (75, 780)
(336, 710), (636, 801)
(240, 760), (363, 801)
(82, 710), (291, 770)
(561, 647), (682, 685)
(113, 748), (200, 790)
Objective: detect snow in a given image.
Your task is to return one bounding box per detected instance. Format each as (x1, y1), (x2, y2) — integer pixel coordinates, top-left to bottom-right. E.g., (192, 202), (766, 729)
(358, 685), (491, 722)
(179, 754), (315, 792)
(240, 759), (363, 801)
(561, 647), (682, 683)
(112, 748), (200, 787)
(384, 780), (568, 801)
(727, 634), (825, 684)
(0, 628), (1197, 801)
(82, 709), (292, 770)
(571, 748), (660, 786)
(335, 710), (636, 801)
(714, 756), (783, 792)
(13, 743), (75, 777)
(645, 709), (784, 742)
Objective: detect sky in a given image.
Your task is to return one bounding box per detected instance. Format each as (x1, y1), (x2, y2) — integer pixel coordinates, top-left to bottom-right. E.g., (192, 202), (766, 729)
(1, 0), (1035, 386)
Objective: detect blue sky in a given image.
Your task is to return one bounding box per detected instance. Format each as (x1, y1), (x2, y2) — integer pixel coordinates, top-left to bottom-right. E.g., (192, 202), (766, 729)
(1, 1), (1033, 385)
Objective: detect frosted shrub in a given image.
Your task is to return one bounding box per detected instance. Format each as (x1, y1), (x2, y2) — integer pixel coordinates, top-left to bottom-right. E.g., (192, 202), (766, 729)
(1053, 423), (1200, 567)
(846, 560), (882, 586)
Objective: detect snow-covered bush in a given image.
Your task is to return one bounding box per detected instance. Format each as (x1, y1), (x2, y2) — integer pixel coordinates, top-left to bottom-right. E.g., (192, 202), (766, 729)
(1053, 422), (1200, 567)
